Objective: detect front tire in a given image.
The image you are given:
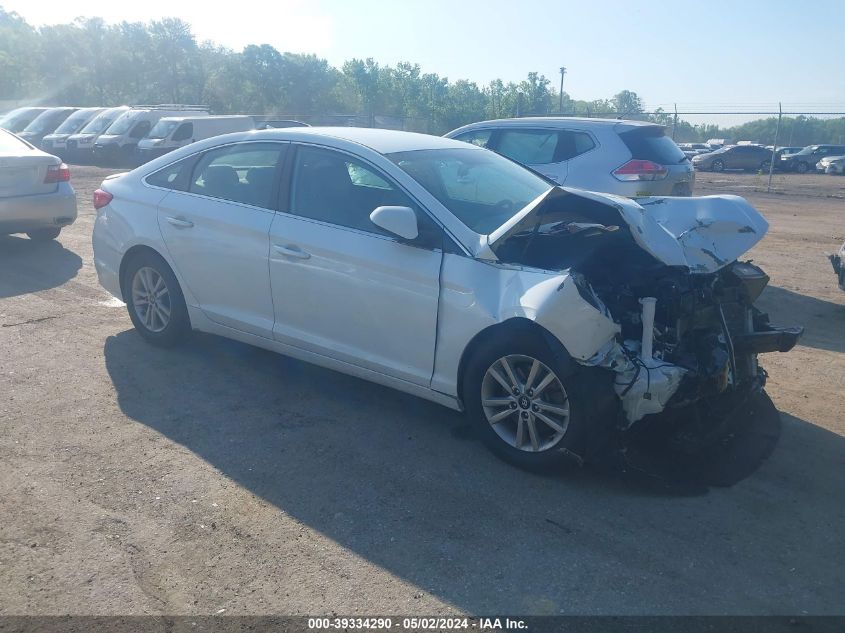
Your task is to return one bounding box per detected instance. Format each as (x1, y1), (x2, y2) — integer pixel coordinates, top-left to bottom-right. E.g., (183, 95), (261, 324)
(463, 328), (611, 471)
(26, 227), (61, 241)
(711, 159), (725, 172)
(123, 251), (190, 347)
(795, 161), (809, 174)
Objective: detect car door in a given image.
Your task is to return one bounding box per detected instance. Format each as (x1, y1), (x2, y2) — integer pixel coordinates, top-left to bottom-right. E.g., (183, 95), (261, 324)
(268, 144), (442, 387)
(156, 141), (287, 338)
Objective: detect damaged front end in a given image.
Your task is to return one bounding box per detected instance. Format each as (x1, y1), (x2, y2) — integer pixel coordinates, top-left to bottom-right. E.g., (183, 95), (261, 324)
(490, 187), (803, 447)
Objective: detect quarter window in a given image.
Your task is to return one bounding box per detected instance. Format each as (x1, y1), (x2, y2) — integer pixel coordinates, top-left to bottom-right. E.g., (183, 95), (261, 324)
(290, 146), (416, 235)
(189, 143), (284, 209)
(146, 156), (196, 191)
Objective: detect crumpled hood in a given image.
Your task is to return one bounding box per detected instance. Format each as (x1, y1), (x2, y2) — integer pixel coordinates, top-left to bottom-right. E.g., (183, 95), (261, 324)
(488, 187), (769, 274)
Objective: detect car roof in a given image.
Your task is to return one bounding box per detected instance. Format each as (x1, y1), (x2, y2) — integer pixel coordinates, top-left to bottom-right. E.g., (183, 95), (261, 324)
(450, 116), (660, 131)
(247, 127), (473, 154)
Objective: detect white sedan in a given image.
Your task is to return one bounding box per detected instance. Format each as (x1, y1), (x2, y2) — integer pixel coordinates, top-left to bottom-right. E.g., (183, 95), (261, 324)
(92, 128), (801, 470)
(0, 128), (77, 241)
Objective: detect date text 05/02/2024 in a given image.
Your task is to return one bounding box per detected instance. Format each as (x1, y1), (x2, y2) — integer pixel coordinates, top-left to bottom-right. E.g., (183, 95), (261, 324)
(307, 617), (528, 630)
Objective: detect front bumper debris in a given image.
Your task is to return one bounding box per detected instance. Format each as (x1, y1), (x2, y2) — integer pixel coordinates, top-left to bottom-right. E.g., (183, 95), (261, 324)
(733, 325), (804, 354)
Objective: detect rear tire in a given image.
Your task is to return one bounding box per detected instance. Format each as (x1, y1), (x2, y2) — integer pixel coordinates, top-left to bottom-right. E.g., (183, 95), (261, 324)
(26, 227), (61, 241)
(462, 326), (613, 471)
(122, 251), (190, 347)
(760, 160), (771, 172)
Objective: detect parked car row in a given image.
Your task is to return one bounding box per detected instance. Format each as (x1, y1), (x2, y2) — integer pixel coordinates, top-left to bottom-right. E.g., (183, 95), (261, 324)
(778, 145), (845, 174)
(0, 105), (310, 167)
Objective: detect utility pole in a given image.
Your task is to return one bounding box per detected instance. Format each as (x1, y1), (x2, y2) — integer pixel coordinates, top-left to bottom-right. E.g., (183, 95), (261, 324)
(767, 102), (781, 193)
(672, 103), (678, 140)
(558, 66), (566, 114)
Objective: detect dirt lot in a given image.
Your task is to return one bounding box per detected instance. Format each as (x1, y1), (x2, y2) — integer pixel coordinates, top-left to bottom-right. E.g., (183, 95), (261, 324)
(1, 167), (844, 616)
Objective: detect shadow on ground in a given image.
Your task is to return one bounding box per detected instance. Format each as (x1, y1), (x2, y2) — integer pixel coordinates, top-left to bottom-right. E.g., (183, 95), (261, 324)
(102, 329), (845, 613)
(757, 285), (845, 354)
(0, 234), (82, 299)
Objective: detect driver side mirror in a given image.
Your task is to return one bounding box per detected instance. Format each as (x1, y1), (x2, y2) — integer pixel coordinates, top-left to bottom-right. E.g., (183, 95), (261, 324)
(370, 206), (418, 240)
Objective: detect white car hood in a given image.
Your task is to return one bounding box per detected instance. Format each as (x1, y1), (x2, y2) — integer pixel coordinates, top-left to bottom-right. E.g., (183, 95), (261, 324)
(488, 187), (769, 274)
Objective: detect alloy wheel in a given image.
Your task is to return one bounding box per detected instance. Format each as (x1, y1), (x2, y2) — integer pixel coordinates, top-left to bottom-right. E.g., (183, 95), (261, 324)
(480, 354), (570, 452)
(131, 266), (171, 333)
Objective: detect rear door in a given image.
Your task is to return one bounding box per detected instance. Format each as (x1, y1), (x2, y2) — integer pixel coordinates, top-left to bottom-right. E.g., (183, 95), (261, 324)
(156, 141), (287, 338)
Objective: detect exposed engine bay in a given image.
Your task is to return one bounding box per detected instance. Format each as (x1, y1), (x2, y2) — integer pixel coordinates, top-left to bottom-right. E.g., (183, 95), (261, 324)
(490, 187), (803, 432)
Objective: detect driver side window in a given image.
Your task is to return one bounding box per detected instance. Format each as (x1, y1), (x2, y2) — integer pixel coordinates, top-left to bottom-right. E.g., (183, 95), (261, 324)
(290, 145), (418, 236)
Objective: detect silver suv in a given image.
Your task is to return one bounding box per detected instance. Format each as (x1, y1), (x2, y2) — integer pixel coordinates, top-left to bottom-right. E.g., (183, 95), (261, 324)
(445, 117), (694, 196)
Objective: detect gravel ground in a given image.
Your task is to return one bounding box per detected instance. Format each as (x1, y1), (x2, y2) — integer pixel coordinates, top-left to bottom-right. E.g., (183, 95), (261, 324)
(1, 166), (844, 616)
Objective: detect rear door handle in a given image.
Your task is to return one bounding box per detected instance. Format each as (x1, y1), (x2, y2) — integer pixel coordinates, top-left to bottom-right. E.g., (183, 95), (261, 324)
(273, 243), (311, 260)
(165, 216), (194, 228)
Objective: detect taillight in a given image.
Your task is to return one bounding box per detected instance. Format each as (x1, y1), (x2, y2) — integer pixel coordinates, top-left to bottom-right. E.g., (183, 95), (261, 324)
(612, 159), (668, 181)
(44, 163), (70, 183)
(93, 189), (113, 209)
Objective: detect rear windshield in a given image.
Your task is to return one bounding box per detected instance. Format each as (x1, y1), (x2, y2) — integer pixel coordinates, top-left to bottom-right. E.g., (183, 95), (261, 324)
(0, 129), (31, 152)
(620, 126), (686, 164)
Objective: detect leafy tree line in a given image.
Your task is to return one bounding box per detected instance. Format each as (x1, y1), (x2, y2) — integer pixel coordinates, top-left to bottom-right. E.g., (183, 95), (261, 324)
(2, 7), (843, 143)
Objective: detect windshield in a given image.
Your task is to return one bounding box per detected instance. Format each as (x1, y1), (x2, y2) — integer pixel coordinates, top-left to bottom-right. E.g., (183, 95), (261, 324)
(81, 109), (125, 134)
(148, 120), (179, 139)
(387, 147), (552, 234)
(23, 110), (71, 135)
(796, 146), (819, 155)
(53, 110), (97, 135)
(104, 112), (138, 135)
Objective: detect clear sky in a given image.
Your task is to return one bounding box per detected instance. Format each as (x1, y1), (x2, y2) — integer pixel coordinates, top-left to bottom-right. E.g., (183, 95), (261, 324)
(4, 0), (844, 124)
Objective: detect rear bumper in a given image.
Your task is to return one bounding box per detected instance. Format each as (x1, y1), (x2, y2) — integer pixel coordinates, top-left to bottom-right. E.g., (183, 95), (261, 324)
(0, 183), (77, 234)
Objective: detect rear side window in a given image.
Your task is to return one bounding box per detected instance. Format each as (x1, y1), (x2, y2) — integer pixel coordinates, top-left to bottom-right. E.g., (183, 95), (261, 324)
(495, 129), (596, 165)
(497, 129), (559, 164)
(0, 129), (31, 152)
(190, 143), (285, 209)
(620, 127), (686, 164)
(172, 123), (193, 142)
(453, 129), (493, 148)
(558, 130), (596, 160)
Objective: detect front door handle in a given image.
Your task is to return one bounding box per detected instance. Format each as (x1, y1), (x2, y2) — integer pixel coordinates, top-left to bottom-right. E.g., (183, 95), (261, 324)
(273, 243), (311, 260)
(165, 216), (194, 228)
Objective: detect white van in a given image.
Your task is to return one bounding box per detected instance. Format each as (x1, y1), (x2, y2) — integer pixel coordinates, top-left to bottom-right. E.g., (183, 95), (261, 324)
(136, 115), (255, 163)
(92, 105), (209, 166)
(66, 106), (130, 162)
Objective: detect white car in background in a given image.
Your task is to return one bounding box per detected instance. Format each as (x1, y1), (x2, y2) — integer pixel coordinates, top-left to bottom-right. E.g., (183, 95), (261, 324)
(0, 128), (77, 241)
(445, 117), (695, 197)
(817, 155), (845, 175)
(92, 128), (800, 470)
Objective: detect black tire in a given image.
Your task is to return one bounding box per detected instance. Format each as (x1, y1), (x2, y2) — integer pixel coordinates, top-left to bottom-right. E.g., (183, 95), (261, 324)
(795, 161), (809, 174)
(760, 160), (771, 172)
(462, 326), (614, 471)
(711, 159), (725, 172)
(26, 227), (61, 241)
(122, 250), (190, 347)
